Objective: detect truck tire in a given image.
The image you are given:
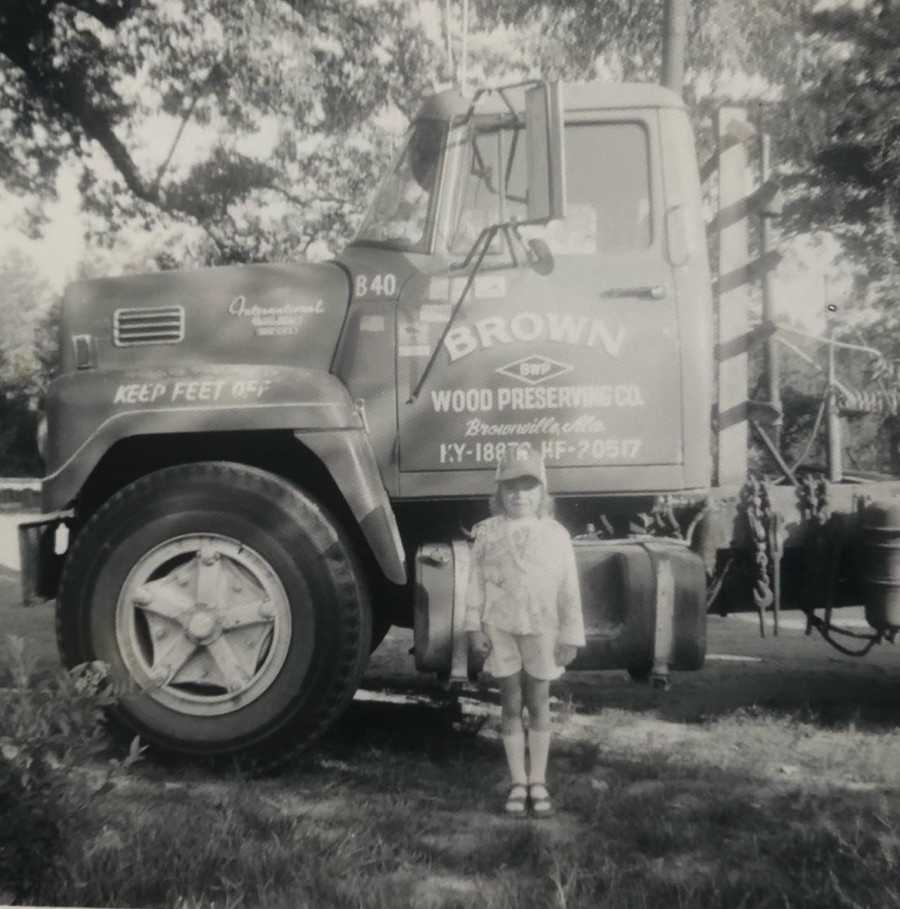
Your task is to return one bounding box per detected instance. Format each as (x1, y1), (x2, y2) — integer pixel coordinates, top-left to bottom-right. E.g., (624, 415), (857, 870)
(56, 462), (372, 764)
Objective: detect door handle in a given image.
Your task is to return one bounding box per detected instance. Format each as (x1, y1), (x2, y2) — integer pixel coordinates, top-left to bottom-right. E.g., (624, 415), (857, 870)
(599, 285), (667, 300)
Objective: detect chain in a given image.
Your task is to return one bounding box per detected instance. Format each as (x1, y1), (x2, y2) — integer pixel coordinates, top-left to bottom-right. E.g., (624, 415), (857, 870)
(631, 495), (684, 538)
(742, 476), (774, 613)
(650, 495), (682, 537)
(806, 613), (886, 657)
(797, 473), (829, 526)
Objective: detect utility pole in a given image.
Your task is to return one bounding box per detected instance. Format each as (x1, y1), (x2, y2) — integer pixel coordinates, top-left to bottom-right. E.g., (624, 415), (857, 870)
(661, 0), (688, 95)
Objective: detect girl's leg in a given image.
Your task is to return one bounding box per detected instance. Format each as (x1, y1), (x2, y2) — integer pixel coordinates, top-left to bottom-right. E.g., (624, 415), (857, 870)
(498, 672), (527, 785)
(523, 674), (552, 788)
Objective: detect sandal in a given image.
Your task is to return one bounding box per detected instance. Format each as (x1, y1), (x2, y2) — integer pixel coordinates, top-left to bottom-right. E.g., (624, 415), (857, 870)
(504, 783), (528, 816)
(528, 783), (554, 818)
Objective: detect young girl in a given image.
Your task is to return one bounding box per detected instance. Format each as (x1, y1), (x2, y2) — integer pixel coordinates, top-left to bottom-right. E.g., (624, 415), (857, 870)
(464, 448), (585, 817)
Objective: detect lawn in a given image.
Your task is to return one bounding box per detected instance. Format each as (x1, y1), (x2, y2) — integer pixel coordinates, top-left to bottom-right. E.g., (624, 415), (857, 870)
(3, 568), (900, 908)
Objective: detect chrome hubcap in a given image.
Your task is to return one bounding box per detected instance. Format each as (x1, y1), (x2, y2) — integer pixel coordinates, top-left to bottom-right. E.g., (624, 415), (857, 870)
(115, 534), (292, 716)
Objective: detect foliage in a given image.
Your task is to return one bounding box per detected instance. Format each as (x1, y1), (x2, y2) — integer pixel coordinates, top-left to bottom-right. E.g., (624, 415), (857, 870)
(0, 249), (59, 474)
(1, 0), (836, 268)
(476, 2), (898, 298)
(3, 0), (893, 272)
(0, 395), (40, 477)
(777, 1), (900, 303)
(0, 248), (54, 392)
(754, 1), (900, 475)
(0, 635), (143, 904)
(478, 0), (813, 85)
(0, 0), (435, 265)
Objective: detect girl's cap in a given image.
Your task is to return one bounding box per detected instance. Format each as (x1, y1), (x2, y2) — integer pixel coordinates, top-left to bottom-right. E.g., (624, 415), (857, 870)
(495, 448), (547, 485)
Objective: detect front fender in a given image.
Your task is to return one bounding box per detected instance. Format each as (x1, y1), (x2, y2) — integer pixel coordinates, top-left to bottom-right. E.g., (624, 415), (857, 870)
(42, 365), (361, 512)
(296, 429), (406, 586)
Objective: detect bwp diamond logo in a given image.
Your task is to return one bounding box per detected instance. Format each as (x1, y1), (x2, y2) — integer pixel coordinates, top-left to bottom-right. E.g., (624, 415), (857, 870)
(495, 355), (573, 386)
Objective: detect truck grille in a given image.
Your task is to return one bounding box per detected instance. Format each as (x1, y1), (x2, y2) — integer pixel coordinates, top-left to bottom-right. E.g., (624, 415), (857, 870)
(113, 306), (185, 346)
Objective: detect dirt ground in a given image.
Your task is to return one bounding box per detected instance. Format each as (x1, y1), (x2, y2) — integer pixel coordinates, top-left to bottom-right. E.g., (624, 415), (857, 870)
(364, 609), (900, 729)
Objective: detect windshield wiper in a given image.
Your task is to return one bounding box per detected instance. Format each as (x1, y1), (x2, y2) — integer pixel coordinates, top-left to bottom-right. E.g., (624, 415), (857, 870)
(406, 220), (547, 404)
(406, 223), (502, 405)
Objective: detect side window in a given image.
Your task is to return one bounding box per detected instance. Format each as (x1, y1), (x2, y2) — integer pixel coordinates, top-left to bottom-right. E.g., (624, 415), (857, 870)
(563, 122), (652, 252)
(447, 121), (653, 256)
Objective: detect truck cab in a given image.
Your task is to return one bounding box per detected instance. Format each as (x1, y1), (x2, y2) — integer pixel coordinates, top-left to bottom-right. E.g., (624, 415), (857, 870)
(334, 82), (712, 499)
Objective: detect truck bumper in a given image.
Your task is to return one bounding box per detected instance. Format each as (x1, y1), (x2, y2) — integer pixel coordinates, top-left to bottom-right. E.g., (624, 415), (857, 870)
(18, 512), (69, 606)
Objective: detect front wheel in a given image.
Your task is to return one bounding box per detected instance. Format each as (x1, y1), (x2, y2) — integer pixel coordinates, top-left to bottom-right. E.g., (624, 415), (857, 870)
(57, 462), (372, 764)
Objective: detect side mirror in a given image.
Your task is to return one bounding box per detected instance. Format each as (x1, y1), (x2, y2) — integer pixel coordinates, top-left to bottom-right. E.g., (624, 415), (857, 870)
(525, 81), (566, 223)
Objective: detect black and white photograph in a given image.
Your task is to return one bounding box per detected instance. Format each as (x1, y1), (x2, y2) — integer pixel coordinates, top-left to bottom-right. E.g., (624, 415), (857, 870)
(2, 1), (900, 906)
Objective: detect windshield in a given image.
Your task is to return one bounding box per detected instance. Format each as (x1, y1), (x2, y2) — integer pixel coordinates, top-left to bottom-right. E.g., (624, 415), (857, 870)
(354, 119), (447, 252)
(444, 121), (652, 256)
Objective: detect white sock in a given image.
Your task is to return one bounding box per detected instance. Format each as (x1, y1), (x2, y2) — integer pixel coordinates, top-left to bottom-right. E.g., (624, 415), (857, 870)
(527, 729), (551, 784)
(502, 731), (527, 784)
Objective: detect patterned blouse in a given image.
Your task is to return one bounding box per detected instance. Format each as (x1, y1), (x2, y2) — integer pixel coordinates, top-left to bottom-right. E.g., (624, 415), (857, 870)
(463, 515), (586, 646)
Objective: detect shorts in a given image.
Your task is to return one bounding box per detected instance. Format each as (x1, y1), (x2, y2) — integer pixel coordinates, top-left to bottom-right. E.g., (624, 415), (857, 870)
(482, 624), (565, 681)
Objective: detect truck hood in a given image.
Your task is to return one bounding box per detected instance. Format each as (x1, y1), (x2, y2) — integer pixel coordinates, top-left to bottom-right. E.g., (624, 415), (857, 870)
(58, 261), (351, 374)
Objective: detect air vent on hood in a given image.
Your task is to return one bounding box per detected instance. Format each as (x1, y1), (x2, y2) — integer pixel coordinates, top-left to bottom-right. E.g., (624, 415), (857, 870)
(113, 305), (185, 346)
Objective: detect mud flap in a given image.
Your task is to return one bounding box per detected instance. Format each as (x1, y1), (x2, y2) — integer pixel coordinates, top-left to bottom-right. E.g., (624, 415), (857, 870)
(17, 514), (68, 605)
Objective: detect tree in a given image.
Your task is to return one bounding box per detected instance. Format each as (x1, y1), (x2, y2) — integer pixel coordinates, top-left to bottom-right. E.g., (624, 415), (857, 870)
(477, 1), (819, 96)
(0, 249), (55, 394)
(0, 0), (435, 264)
(0, 250), (56, 474)
(759, 2), (900, 474)
(777, 1), (900, 301)
(5, 0), (848, 269)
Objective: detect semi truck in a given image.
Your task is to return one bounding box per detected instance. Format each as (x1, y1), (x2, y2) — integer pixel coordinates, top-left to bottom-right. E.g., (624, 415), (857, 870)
(18, 79), (900, 762)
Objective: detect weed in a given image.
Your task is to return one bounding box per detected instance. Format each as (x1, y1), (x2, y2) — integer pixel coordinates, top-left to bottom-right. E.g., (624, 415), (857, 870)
(0, 635), (141, 904)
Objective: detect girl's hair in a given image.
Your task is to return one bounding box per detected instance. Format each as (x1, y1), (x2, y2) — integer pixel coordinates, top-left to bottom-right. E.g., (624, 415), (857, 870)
(489, 482), (555, 518)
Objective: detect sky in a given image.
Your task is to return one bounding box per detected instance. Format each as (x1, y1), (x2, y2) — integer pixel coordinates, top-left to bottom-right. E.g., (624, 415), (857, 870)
(1, 170), (84, 293)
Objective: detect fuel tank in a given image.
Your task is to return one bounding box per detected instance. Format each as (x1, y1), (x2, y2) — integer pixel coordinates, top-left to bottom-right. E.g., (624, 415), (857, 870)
(57, 261), (351, 374)
(414, 537), (706, 678)
(861, 500), (900, 631)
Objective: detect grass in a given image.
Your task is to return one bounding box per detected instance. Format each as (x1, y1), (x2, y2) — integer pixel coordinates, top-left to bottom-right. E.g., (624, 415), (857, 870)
(9, 691), (899, 909)
(4, 593), (900, 907)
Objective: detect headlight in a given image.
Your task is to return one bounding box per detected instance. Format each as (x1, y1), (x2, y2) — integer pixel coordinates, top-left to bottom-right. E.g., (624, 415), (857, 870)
(36, 415), (47, 461)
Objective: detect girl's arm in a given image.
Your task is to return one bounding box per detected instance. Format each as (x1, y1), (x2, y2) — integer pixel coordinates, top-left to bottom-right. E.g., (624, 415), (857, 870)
(557, 535), (586, 646)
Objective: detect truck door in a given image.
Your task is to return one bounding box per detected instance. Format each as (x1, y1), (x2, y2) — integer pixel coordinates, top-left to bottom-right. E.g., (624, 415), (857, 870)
(397, 111), (689, 495)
